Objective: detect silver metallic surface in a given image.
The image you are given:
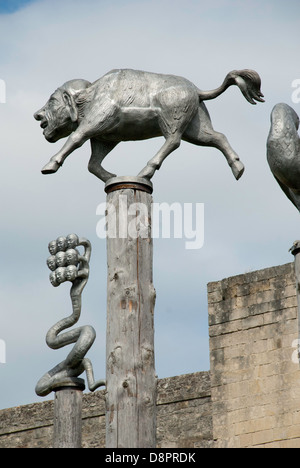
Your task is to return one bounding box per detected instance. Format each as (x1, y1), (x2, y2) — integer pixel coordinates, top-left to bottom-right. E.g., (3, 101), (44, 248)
(267, 103), (300, 211)
(34, 68), (264, 182)
(105, 175), (153, 194)
(35, 234), (105, 397)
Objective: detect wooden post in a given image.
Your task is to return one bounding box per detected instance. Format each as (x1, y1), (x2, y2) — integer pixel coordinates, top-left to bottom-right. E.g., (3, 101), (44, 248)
(53, 381), (85, 448)
(104, 177), (157, 448)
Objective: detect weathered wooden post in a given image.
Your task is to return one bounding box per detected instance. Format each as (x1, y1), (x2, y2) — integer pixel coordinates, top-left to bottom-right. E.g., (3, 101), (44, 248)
(53, 382), (85, 448)
(104, 176), (157, 448)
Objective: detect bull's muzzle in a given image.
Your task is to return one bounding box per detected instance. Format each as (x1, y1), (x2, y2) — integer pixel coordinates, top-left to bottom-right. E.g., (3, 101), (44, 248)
(34, 109), (44, 121)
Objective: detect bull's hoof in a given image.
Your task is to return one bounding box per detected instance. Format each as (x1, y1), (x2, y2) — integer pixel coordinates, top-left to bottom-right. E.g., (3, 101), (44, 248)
(231, 160), (244, 180)
(137, 165), (156, 180)
(41, 160), (60, 174)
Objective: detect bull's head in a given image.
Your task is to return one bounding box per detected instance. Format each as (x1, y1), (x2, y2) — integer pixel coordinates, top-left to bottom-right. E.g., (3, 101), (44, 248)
(34, 79), (91, 143)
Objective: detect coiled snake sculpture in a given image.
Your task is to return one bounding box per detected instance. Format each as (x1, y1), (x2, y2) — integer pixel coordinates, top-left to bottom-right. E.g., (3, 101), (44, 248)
(267, 103), (300, 211)
(35, 233), (105, 397)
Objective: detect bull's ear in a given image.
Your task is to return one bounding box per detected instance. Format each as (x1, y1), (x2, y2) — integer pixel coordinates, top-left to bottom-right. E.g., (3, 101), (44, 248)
(62, 91), (78, 123)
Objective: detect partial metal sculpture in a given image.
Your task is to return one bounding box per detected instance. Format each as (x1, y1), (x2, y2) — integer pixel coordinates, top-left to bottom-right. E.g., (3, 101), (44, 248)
(267, 103), (300, 211)
(267, 103), (300, 351)
(34, 68), (264, 182)
(35, 234), (105, 397)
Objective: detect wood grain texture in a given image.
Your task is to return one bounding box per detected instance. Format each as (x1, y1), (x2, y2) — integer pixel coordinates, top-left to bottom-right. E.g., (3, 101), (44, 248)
(105, 187), (157, 448)
(53, 387), (83, 448)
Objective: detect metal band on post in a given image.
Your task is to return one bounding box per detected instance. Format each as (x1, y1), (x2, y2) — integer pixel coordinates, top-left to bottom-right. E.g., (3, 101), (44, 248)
(105, 176), (153, 194)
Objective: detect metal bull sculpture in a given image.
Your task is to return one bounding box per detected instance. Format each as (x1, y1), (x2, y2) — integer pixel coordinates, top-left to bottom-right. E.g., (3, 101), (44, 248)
(35, 234), (105, 397)
(34, 68), (264, 182)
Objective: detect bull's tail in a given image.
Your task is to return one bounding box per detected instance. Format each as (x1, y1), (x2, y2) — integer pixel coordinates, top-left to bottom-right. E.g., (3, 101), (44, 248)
(198, 69), (264, 105)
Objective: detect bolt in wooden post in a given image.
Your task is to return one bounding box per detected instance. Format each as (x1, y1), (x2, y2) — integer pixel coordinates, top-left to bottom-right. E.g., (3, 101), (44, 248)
(53, 381), (85, 448)
(104, 177), (157, 448)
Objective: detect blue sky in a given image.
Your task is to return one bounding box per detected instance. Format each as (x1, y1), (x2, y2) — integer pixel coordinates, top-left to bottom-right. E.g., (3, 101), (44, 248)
(0, 0), (37, 13)
(0, 0), (299, 411)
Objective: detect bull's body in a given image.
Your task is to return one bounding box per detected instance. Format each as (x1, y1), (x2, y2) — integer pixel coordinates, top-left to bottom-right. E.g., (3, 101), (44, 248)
(88, 69), (199, 142)
(34, 68), (264, 181)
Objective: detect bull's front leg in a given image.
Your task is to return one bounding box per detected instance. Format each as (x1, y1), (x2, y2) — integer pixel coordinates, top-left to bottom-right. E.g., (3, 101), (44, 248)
(41, 130), (88, 174)
(88, 139), (118, 182)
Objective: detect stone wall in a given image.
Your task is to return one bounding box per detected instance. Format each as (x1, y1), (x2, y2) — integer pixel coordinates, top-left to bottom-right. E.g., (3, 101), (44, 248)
(1, 262), (300, 448)
(208, 262), (300, 448)
(0, 372), (212, 448)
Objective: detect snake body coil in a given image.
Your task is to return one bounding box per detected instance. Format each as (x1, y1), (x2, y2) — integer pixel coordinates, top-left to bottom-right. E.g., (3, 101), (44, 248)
(36, 234), (105, 397)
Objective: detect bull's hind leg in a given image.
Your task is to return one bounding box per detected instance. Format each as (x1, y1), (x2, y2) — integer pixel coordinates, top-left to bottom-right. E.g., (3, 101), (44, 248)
(138, 88), (198, 180)
(138, 134), (182, 180)
(88, 139), (118, 182)
(183, 103), (244, 180)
